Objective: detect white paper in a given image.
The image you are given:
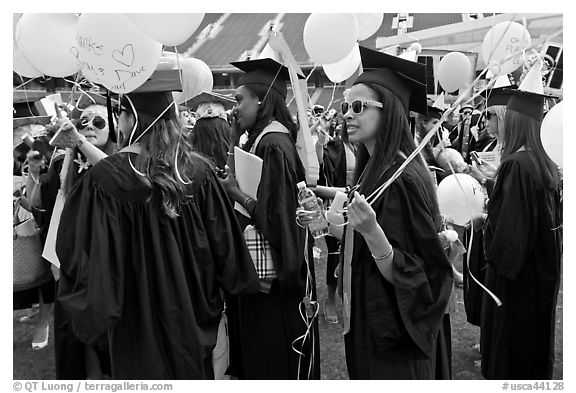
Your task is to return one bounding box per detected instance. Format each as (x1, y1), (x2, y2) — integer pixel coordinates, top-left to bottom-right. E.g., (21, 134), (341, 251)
(42, 189), (65, 268)
(233, 146), (263, 218)
(477, 151), (501, 168)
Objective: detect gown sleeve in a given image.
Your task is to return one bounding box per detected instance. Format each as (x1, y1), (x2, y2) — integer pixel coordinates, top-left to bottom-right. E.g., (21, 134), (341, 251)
(252, 141), (305, 293)
(199, 168), (261, 295)
(378, 172), (454, 358)
(484, 159), (537, 280)
(56, 170), (125, 346)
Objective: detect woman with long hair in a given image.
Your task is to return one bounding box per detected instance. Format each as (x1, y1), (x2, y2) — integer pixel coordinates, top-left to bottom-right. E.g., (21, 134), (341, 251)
(480, 90), (562, 379)
(219, 58), (320, 379)
(338, 47), (453, 379)
(55, 71), (260, 379)
(186, 91), (235, 170)
(464, 87), (513, 329)
(17, 98), (116, 378)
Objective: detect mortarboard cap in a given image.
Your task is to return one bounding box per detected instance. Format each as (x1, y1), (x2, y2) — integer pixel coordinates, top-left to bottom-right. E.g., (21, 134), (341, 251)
(121, 69), (182, 120)
(13, 116), (52, 130)
(353, 46), (428, 114)
(459, 103), (474, 113)
(485, 86), (517, 107)
(231, 58), (304, 100)
(183, 91), (236, 112)
(505, 89), (549, 121)
(505, 60), (550, 121)
(184, 91), (236, 121)
(426, 105), (444, 120)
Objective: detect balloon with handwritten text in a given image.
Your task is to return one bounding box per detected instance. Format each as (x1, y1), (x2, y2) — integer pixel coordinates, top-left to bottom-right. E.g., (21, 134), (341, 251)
(125, 14), (205, 47)
(482, 21), (531, 76)
(76, 14), (162, 94)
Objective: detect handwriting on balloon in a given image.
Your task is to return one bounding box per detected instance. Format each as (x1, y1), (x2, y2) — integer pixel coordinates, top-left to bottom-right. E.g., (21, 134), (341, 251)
(112, 66), (147, 91)
(77, 35), (103, 56)
(112, 44), (135, 68)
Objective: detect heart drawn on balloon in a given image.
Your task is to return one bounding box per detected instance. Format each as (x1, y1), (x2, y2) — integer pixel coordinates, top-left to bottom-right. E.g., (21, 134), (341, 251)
(112, 44), (135, 67)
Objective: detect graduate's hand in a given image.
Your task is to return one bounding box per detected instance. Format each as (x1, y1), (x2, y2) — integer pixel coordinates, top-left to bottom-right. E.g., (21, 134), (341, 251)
(469, 162), (487, 184)
(476, 160), (497, 179)
(230, 108), (242, 141)
(218, 165), (242, 200)
(296, 198), (324, 227)
(347, 191), (378, 237)
(467, 213), (488, 232)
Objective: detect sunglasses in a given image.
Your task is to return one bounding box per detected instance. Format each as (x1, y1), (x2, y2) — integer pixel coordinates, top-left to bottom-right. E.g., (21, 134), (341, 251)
(79, 115), (107, 130)
(341, 99), (383, 115)
(485, 111), (496, 120)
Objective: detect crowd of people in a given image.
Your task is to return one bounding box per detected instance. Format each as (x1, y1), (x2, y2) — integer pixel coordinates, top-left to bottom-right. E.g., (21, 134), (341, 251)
(13, 45), (562, 380)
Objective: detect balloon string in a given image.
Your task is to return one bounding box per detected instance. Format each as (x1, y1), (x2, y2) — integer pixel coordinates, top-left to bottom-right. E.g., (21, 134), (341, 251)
(13, 77), (38, 91)
(261, 64), (283, 104)
(326, 82), (338, 112)
(364, 72), (499, 208)
(173, 47), (185, 96)
(466, 221), (502, 306)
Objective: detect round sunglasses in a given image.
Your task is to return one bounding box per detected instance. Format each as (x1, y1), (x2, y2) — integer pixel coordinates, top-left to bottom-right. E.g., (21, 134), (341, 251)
(341, 99), (383, 115)
(79, 115), (107, 130)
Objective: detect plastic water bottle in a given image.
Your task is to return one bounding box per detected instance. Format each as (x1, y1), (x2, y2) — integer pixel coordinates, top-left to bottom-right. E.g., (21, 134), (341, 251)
(297, 181), (329, 239)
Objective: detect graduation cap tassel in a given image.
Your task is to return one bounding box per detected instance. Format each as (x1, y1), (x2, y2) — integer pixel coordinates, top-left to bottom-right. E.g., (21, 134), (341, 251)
(106, 91), (117, 143)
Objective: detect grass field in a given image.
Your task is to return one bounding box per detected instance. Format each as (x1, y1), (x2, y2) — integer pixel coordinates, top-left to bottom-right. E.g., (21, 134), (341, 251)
(13, 246), (563, 380)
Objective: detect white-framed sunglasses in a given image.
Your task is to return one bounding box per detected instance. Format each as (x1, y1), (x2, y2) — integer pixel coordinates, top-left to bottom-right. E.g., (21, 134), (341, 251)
(341, 99), (383, 115)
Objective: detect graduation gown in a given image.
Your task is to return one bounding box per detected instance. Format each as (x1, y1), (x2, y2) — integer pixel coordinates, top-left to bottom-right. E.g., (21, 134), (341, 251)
(343, 166), (454, 379)
(228, 131), (320, 380)
(56, 152), (260, 379)
(35, 154), (112, 379)
(462, 137), (496, 327)
(481, 151), (562, 380)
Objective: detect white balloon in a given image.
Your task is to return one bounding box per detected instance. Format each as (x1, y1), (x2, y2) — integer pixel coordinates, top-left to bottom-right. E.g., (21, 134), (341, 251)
(541, 101), (563, 169)
(16, 13), (80, 77)
(303, 14), (358, 65)
(323, 44), (361, 83)
(13, 46), (42, 78)
(437, 52), (472, 93)
(171, 56), (214, 105)
(125, 13), (205, 47)
(437, 173), (485, 226)
(354, 14), (383, 41)
(482, 21), (531, 76)
(76, 14), (162, 94)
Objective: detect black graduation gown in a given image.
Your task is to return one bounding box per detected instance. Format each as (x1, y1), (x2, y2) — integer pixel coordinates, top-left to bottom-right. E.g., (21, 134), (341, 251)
(462, 138), (496, 327)
(481, 151), (562, 380)
(343, 167), (454, 379)
(227, 132), (320, 380)
(56, 152), (260, 379)
(319, 138), (348, 287)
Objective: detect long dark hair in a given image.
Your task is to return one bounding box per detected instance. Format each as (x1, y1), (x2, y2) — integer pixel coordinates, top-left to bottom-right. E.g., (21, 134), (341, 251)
(241, 84), (299, 152)
(501, 109), (559, 189)
(128, 110), (210, 218)
(189, 117), (230, 169)
(353, 83), (434, 198)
